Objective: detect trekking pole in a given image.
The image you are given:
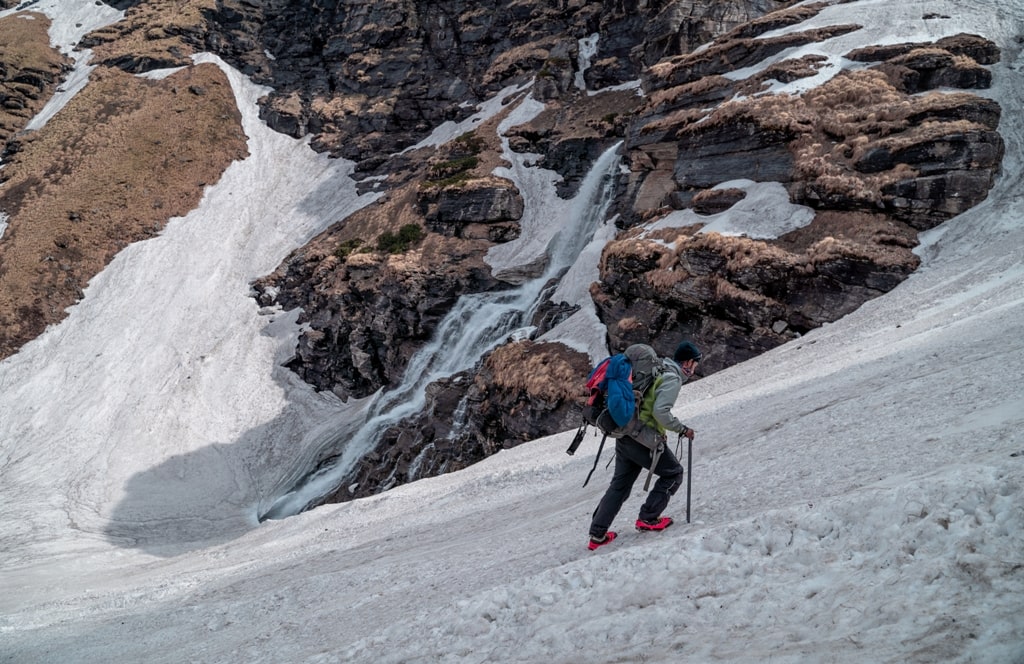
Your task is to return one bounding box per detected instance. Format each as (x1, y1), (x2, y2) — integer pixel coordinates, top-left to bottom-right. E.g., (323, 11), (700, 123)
(582, 433), (608, 488)
(686, 433), (693, 523)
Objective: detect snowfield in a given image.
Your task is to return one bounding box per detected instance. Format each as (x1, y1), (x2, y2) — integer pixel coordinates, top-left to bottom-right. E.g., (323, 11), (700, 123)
(1, 1), (1022, 663)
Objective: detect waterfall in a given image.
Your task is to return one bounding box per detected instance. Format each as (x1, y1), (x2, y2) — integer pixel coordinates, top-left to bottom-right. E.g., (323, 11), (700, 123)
(259, 141), (623, 520)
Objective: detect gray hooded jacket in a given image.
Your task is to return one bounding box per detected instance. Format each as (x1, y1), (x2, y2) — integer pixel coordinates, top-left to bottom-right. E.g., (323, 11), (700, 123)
(639, 358), (688, 435)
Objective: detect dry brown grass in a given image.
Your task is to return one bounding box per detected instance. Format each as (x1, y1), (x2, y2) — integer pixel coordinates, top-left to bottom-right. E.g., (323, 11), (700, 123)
(640, 29), (999, 218)
(0, 13), (61, 73)
(0, 13), (71, 143)
(647, 75), (734, 111)
(687, 232), (798, 271)
(871, 118), (990, 152)
(804, 70), (909, 136)
(737, 54), (829, 96)
(0, 63), (247, 359)
(648, 23), (861, 92)
(255, 91), (527, 308)
(599, 237), (673, 274)
(792, 130), (920, 205)
(86, 0), (216, 69)
(482, 37), (560, 86)
(483, 340), (582, 402)
(889, 47), (954, 67)
(804, 233), (914, 269)
(692, 92), (817, 138)
(767, 210), (920, 277)
(691, 187), (746, 214)
(711, 274), (775, 305)
(909, 91), (1000, 128)
(646, 266), (688, 290)
(639, 106), (708, 137)
(644, 226), (703, 244)
(298, 102), (515, 265)
(785, 68), (996, 205)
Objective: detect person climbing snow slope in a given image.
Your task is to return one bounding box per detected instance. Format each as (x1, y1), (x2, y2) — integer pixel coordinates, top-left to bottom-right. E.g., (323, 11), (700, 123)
(588, 341), (701, 551)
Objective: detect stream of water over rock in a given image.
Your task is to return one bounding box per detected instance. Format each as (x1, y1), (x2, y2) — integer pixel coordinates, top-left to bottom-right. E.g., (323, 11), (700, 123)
(260, 141), (623, 520)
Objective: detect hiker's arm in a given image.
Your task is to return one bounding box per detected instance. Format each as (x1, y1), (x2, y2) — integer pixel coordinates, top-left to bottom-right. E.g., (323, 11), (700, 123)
(651, 372), (687, 433)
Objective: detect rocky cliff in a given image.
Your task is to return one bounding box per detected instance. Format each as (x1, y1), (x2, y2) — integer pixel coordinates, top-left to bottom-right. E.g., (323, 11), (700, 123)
(0, 0), (1004, 507)
(604, 20), (1003, 369)
(254, 4), (1001, 504)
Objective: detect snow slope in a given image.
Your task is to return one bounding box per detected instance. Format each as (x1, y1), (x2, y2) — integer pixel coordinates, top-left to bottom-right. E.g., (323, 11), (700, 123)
(1, 1), (1022, 662)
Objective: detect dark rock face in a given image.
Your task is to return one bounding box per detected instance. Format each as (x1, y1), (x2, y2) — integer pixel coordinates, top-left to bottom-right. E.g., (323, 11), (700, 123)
(256, 234), (507, 401)
(126, 0), (791, 174)
(418, 176), (524, 241)
(604, 20), (1003, 369)
(503, 87), (643, 197)
(233, 2), (797, 502)
(692, 187), (747, 215)
(625, 13), (1004, 226)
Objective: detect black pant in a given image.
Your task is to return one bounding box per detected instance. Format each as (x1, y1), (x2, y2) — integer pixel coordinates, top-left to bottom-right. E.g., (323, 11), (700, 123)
(589, 436), (683, 538)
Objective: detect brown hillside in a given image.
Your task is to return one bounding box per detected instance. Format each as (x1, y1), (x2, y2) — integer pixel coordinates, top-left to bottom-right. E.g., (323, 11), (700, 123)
(0, 63), (247, 360)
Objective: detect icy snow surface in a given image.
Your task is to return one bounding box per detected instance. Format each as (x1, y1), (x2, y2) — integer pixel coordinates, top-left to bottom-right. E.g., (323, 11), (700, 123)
(1, 1), (1022, 662)
(649, 180), (817, 239)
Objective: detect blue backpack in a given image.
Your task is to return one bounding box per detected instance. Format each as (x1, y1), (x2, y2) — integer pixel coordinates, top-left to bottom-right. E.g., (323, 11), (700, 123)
(587, 354), (635, 428)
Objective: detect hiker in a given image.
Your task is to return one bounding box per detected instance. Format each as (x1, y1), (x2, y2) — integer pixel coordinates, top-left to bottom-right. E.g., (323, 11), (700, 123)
(587, 341), (701, 551)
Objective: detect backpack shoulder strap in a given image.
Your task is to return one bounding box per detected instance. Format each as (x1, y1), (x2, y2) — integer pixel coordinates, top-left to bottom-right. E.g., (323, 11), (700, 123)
(624, 344), (661, 395)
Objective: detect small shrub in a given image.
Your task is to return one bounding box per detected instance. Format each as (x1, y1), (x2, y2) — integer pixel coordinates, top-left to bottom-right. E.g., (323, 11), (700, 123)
(453, 131), (484, 155)
(376, 224), (426, 254)
(422, 172), (474, 189)
(333, 238), (364, 260)
(427, 155), (479, 181)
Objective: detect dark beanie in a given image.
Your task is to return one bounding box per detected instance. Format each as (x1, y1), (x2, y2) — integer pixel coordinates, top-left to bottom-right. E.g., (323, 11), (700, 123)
(674, 341), (702, 363)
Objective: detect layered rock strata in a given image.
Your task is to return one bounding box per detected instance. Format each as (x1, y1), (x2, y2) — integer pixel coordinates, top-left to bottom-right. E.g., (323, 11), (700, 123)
(608, 21), (1003, 369)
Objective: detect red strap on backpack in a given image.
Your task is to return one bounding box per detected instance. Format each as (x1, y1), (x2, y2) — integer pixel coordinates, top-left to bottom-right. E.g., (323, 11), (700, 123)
(585, 358), (610, 405)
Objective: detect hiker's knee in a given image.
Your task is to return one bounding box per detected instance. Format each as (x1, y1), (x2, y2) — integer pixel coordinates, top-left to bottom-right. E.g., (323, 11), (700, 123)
(658, 455), (683, 479)
(662, 468), (684, 494)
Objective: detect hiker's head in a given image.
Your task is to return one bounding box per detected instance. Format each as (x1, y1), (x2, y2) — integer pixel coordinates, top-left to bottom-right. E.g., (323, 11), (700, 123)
(674, 341), (702, 376)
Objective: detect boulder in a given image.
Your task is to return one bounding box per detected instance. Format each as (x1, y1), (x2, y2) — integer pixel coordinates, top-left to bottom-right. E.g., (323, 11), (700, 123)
(418, 176), (524, 240)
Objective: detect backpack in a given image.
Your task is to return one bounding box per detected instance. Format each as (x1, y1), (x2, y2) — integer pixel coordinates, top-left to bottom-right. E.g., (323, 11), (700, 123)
(568, 344), (665, 486)
(580, 344), (662, 436)
(582, 354), (633, 433)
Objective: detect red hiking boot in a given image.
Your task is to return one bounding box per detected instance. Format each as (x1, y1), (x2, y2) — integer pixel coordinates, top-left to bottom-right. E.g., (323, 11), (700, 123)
(588, 531), (617, 551)
(635, 517), (673, 532)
